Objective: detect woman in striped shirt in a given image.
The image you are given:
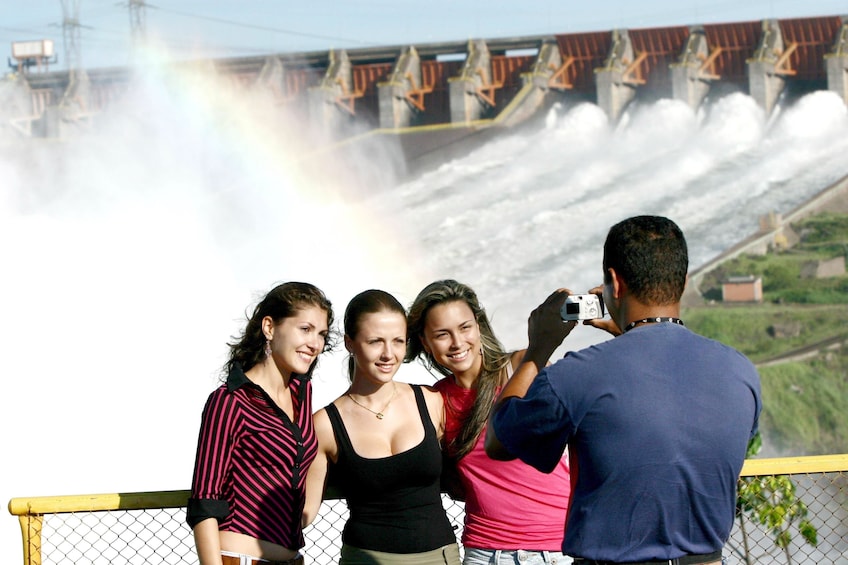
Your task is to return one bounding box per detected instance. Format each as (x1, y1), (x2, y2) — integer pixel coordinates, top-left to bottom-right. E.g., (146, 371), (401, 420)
(188, 282), (336, 565)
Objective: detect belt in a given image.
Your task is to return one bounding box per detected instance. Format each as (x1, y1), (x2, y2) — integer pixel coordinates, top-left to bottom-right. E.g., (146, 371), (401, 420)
(221, 554), (304, 565)
(574, 550), (722, 565)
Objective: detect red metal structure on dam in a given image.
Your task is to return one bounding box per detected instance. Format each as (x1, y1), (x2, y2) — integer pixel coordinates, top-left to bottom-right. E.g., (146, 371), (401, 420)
(5, 15), (848, 162)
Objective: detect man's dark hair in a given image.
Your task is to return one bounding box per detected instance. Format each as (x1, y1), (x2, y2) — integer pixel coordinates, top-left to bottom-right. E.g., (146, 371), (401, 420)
(603, 215), (688, 305)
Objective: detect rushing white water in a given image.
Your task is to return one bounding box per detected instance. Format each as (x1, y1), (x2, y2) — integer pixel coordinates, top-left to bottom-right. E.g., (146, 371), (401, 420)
(388, 91), (848, 353)
(2, 67), (848, 562)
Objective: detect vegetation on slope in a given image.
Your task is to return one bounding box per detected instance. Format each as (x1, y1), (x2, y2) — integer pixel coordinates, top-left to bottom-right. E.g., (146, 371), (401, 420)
(683, 213), (848, 456)
(756, 356), (848, 455)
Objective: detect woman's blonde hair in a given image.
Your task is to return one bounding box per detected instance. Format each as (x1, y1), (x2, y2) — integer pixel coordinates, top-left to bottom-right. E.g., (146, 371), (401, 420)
(406, 280), (511, 459)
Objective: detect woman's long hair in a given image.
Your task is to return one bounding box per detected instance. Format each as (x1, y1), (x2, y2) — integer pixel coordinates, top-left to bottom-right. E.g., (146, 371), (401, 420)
(225, 282), (336, 377)
(406, 279), (511, 458)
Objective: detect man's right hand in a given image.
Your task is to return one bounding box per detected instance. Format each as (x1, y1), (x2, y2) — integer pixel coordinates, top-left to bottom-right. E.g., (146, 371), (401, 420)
(525, 288), (577, 361)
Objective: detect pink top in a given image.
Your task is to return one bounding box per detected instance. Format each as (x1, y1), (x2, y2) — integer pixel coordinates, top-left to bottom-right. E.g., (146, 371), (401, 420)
(435, 376), (571, 550)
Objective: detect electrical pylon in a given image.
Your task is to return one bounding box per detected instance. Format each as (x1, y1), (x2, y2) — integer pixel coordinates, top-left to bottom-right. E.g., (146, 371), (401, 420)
(60, 0), (83, 77)
(128, 0), (147, 47)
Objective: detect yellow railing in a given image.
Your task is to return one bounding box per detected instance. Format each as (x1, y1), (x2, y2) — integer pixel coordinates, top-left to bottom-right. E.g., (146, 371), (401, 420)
(8, 454), (848, 564)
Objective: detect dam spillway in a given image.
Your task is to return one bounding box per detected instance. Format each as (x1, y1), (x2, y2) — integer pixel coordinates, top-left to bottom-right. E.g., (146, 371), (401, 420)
(5, 14), (848, 169)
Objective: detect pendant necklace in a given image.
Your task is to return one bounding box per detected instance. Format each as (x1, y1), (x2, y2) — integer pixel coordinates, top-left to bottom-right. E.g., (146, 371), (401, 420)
(624, 317), (684, 333)
(347, 382), (397, 420)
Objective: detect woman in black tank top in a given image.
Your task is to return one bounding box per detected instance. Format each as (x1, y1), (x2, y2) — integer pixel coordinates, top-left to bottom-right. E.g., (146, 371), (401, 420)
(303, 290), (460, 565)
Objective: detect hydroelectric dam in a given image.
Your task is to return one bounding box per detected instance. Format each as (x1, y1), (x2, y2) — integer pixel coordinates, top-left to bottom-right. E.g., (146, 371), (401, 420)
(5, 14), (848, 173)
(4, 12), (848, 565)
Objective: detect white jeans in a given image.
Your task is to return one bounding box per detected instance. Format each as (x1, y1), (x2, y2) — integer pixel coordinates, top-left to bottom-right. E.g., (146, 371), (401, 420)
(220, 550), (302, 564)
(463, 548), (573, 565)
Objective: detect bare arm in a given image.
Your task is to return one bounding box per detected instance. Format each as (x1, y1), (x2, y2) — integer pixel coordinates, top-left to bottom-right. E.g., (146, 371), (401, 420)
(421, 385), (447, 441)
(193, 519), (222, 565)
(302, 409), (334, 527)
(485, 289), (576, 460)
(508, 349), (526, 370)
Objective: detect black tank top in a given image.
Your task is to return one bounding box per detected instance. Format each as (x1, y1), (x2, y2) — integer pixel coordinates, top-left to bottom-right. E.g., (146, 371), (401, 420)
(326, 384), (456, 553)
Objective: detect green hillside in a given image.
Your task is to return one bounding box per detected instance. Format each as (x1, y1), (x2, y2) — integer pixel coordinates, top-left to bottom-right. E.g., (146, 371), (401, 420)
(683, 213), (848, 455)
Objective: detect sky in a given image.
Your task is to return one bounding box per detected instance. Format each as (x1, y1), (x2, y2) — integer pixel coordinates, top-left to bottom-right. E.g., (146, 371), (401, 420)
(2, 0), (848, 72)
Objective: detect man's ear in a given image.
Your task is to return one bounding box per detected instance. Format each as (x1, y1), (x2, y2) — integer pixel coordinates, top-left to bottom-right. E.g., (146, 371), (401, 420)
(609, 267), (628, 301)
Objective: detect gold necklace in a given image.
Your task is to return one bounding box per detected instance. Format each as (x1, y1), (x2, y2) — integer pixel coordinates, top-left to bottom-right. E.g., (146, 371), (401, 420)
(347, 383), (397, 420)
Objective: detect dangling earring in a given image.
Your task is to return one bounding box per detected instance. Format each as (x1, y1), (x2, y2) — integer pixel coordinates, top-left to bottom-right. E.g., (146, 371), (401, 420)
(265, 338), (272, 359)
(346, 354), (355, 382)
(424, 354), (435, 372)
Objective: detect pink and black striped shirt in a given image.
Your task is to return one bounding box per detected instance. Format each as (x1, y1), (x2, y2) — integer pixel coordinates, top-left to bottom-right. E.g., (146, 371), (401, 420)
(187, 364), (317, 550)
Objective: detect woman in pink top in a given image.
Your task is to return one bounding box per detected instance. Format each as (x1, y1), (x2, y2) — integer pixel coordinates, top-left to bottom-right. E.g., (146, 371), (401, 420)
(406, 280), (572, 565)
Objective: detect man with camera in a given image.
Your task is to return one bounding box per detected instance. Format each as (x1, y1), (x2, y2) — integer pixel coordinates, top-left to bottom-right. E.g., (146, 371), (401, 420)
(485, 215), (761, 565)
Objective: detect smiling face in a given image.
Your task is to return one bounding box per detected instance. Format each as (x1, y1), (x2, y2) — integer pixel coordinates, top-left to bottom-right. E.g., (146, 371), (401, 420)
(346, 310), (407, 386)
(264, 305), (330, 377)
(420, 300), (483, 382)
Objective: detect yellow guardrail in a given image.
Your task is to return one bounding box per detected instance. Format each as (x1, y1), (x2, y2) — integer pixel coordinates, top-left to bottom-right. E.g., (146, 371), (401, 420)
(8, 490), (190, 565)
(9, 454), (848, 565)
(739, 453), (848, 475)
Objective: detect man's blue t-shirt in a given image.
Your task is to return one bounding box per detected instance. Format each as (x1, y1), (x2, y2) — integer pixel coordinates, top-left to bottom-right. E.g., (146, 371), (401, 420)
(492, 322), (761, 562)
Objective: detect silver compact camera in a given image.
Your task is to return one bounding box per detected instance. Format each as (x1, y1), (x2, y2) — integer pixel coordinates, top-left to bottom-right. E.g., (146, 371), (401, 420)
(560, 294), (605, 321)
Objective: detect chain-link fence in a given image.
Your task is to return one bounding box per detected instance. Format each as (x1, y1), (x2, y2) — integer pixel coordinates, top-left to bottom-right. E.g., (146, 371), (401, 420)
(32, 508), (194, 564)
(9, 457), (848, 564)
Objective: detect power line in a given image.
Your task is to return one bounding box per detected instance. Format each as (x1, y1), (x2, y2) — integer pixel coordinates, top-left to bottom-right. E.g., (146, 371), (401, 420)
(76, 28), (280, 57)
(149, 5), (375, 46)
(0, 25), (55, 36)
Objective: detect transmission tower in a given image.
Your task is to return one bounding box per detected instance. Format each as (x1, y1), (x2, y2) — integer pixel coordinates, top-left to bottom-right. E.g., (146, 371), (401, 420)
(58, 0), (91, 119)
(128, 0), (147, 47)
(60, 0), (83, 77)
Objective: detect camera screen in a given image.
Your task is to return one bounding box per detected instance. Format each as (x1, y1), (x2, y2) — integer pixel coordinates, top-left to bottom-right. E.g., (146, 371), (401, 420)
(566, 302), (581, 315)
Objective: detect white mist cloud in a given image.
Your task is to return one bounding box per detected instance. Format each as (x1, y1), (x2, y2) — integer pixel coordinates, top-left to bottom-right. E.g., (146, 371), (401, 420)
(0, 59), (430, 562)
